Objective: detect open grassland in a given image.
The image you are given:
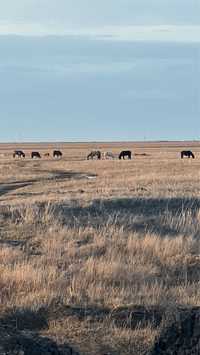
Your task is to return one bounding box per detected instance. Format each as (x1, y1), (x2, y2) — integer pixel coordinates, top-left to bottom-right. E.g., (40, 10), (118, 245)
(0, 142), (200, 354)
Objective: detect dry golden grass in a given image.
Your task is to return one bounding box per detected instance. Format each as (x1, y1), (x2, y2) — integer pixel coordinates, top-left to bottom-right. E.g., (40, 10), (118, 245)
(0, 141), (200, 354)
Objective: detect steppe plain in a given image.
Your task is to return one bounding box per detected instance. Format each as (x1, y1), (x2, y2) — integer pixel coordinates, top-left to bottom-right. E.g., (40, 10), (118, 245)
(0, 141), (200, 355)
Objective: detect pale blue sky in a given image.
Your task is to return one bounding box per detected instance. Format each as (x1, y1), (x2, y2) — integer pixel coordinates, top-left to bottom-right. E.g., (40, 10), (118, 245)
(0, 0), (199, 27)
(0, 1), (199, 141)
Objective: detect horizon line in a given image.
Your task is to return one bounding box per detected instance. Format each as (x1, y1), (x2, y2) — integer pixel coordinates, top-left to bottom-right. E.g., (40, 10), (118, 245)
(0, 139), (199, 145)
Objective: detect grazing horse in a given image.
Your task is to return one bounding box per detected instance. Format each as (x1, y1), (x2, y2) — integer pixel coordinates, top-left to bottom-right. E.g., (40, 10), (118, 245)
(53, 150), (62, 159)
(13, 150), (25, 158)
(103, 152), (115, 160)
(31, 151), (41, 159)
(119, 150), (132, 160)
(87, 151), (101, 160)
(181, 150), (195, 159)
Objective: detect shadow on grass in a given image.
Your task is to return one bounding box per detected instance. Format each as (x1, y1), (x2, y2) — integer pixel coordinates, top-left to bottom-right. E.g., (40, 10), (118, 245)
(150, 307), (200, 355)
(56, 196), (200, 238)
(1, 196), (199, 251)
(52, 304), (200, 354)
(60, 304), (164, 330)
(0, 303), (163, 355)
(0, 304), (163, 355)
(0, 169), (97, 197)
(0, 307), (79, 355)
(0, 305), (199, 355)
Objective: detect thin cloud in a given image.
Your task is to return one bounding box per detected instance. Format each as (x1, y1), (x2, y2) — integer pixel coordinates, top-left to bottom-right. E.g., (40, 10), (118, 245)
(0, 24), (200, 42)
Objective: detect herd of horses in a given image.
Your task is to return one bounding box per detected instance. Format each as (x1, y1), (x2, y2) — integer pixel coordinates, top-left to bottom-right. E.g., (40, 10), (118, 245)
(13, 150), (63, 159)
(87, 150), (132, 160)
(87, 150), (196, 160)
(12, 149), (132, 160)
(12, 149), (196, 160)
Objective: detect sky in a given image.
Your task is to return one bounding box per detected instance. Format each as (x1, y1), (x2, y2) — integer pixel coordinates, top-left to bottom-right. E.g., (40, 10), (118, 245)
(0, 0), (199, 28)
(0, 0), (199, 141)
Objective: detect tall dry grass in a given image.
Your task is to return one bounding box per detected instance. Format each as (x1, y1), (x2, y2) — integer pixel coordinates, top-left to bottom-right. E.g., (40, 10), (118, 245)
(0, 200), (199, 354)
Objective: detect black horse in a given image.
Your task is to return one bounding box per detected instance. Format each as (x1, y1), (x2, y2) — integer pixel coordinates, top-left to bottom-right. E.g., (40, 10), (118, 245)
(119, 150), (132, 160)
(53, 150), (62, 159)
(181, 150), (195, 159)
(13, 150), (25, 158)
(31, 151), (41, 159)
(87, 151), (101, 160)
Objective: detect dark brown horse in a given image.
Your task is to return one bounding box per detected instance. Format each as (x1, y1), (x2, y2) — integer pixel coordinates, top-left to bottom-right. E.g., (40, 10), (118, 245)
(31, 151), (41, 159)
(87, 151), (101, 160)
(181, 150), (195, 159)
(53, 150), (62, 159)
(119, 150), (132, 160)
(13, 150), (25, 158)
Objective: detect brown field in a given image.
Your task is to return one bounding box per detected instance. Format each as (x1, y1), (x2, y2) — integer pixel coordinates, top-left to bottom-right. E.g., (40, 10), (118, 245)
(0, 141), (200, 355)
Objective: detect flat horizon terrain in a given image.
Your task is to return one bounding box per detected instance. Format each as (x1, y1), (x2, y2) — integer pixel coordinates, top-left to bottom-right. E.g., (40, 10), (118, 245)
(0, 141), (200, 354)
